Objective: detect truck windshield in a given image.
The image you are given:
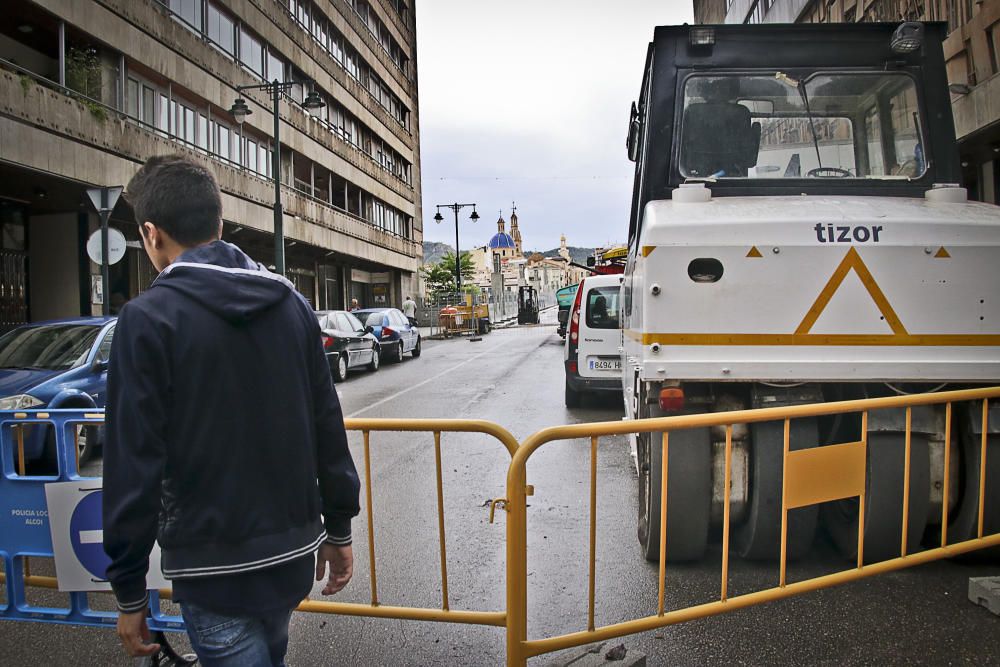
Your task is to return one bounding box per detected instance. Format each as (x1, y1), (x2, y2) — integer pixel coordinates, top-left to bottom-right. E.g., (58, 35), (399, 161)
(679, 72), (924, 180)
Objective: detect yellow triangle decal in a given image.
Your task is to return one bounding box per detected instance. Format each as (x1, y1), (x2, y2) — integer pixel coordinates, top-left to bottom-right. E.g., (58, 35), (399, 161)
(796, 248), (908, 336)
(746, 246), (763, 258)
(934, 247), (950, 258)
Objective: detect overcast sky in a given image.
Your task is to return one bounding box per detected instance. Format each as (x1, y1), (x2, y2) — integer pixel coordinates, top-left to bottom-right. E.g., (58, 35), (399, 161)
(414, 1), (693, 252)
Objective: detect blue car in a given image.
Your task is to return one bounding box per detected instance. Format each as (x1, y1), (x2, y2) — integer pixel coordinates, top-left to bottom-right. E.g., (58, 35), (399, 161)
(0, 317), (116, 464)
(354, 308), (421, 362)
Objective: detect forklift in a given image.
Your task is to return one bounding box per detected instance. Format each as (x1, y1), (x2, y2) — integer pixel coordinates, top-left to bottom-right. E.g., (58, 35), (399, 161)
(517, 285), (539, 325)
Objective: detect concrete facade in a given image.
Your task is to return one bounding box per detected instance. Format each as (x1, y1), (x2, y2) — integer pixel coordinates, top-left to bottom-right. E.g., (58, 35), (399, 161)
(694, 0), (1000, 203)
(0, 0), (423, 325)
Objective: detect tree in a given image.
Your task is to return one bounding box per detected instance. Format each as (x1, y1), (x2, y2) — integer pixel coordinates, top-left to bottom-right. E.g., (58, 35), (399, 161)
(421, 251), (475, 297)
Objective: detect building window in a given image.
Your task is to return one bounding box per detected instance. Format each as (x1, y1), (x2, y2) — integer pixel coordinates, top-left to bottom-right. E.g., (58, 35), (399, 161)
(158, 94), (169, 133)
(169, 0), (204, 31)
(988, 23), (999, 76)
(239, 29), (264, 77)
(207, 3), (235, 56)
(127, 78), (139, 118)
(266, 50), (285, 81)
(198, 113), (208, 150)
(142, 85), (156, 126)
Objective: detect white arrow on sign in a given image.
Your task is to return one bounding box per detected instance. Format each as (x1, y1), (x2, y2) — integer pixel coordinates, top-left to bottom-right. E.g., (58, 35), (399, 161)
(85, 186), (123, 213)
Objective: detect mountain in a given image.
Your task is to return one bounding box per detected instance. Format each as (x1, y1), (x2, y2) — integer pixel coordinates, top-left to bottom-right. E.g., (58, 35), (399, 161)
(523, 246), (595, 266)
(421, 241), (454, 265)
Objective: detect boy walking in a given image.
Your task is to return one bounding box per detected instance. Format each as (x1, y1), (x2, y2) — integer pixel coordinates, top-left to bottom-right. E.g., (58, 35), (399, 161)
(102, 155), (360, 666)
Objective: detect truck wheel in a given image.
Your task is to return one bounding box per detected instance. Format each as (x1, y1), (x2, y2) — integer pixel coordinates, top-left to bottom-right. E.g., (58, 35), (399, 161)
(945, 402), (999, 555)
(637, 426), (712, 562)
(565, 380), (581, 408)
(823, 431), (931, 563)
(736, 419), (819, 560)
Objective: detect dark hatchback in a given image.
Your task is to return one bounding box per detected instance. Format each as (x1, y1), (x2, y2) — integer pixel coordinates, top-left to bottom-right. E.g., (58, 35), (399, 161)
(354, 308), (421, 362)
(316, 310), (380, 382)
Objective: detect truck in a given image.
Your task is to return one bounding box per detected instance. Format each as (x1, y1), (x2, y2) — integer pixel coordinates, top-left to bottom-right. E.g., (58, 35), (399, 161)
(622, 22), (1000, 563)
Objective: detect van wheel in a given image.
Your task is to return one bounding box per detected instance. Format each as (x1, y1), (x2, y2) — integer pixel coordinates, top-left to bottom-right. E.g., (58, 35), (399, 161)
(565, 380), (581, 408)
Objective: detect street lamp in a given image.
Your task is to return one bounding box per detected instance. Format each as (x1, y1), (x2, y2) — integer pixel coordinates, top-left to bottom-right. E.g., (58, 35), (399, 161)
(230, 80), (324, 275)
(434, 203), (479, 294)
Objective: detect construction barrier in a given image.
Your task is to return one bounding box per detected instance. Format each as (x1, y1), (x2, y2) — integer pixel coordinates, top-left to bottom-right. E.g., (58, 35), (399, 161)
(2, 387), (999, 665)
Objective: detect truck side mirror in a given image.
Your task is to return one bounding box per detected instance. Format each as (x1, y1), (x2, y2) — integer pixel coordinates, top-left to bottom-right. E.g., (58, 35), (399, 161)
(626, 101), (641, 163)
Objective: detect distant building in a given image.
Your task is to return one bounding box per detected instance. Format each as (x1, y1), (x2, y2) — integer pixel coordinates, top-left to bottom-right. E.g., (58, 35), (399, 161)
(0, 0), (422, 327)
(692, 0), (1000, 203)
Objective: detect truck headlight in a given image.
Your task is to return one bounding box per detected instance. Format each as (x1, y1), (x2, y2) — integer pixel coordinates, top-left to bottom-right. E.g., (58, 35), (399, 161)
(0, 394), (45, 410)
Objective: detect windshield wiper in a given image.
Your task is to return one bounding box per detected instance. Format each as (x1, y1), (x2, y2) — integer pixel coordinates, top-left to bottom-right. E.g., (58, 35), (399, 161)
(776, 72), (823, 172)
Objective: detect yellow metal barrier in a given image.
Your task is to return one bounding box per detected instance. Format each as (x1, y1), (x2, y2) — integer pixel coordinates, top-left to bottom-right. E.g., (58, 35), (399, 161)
(6, 392), (999, 665)
(505, 386), (1000, 665)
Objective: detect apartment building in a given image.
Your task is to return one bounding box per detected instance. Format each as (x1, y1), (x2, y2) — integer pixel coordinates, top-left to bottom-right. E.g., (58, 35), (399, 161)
(0, 0), (422, 327)
(694, 0), (1000, 203)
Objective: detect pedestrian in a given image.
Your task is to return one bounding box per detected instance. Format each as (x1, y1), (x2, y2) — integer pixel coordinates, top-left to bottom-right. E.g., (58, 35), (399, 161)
(103, 154), (360, 666)
(350, 297), (360, 311)
(402, 294), (417, 327)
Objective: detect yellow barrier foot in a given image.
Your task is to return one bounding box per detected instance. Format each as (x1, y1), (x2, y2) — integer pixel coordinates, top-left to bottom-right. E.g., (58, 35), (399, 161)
(969, 577), (1000, 616)
(544, 641), (646, 667)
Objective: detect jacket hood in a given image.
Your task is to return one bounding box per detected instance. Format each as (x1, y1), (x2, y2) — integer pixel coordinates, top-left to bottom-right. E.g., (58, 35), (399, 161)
(152, 241), (295, 324)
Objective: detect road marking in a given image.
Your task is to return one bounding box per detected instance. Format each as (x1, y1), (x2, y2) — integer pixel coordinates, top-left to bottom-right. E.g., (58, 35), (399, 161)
(346, 336), (516, 417)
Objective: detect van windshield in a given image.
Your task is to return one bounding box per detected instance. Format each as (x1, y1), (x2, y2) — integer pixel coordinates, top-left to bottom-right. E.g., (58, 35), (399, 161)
(679, 72), (925, 180)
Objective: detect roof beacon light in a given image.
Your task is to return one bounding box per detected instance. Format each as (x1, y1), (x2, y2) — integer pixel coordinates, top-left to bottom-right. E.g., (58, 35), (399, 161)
(689, 27), (715, 47)
(890, 22), (923, 54)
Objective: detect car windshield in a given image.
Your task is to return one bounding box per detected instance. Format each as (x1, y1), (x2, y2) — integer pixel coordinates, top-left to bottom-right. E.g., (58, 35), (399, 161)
(679, 72), (925, 180)
(0, 324), (101, 371)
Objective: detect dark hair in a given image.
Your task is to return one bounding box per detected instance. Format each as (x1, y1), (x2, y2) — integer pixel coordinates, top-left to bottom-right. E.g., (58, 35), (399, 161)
(127, 154), (222, 246)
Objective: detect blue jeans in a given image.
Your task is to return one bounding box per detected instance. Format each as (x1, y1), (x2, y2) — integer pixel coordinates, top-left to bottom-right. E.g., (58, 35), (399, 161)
(180, 601), (294, 667)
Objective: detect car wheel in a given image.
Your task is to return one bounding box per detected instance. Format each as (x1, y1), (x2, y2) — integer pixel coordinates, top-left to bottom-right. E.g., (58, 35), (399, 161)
(75, 425), (97, 466)
(393, 341), (404, 363)
(411, 336), (421, 357)
(368, 346), (380, 372)
(333, 354), (348, 382)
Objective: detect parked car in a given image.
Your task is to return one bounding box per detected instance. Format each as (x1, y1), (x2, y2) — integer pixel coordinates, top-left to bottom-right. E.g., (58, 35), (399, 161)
(354, 308), (421, 362)
(316, 310), (380, 381)
(564, 275), (624, 407)
(0, 317), (117, 464)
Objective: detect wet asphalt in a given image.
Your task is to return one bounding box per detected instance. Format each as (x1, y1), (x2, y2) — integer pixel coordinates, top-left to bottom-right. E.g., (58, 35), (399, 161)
(2, 307), (998, 665)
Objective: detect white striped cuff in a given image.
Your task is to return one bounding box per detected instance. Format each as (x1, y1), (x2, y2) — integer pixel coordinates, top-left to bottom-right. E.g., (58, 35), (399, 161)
(117, 592), (150, 614)
(325, 532), (352, 546)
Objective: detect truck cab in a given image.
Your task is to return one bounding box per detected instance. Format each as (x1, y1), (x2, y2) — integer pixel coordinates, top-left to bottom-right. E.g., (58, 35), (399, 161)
(623, 23), (1000, 563)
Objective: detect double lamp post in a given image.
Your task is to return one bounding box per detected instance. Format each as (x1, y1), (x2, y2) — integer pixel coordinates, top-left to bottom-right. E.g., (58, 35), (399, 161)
(433, 203), (479, 294)
(230, 80), (325, 276)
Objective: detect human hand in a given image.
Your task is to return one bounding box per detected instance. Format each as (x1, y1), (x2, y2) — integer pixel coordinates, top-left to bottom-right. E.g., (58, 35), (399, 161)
(316, 543), (353, 595)
(116, 609), (160, 657)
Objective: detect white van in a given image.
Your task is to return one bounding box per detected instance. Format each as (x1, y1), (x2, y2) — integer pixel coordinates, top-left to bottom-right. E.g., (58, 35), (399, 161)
(564, 273), (624, 407)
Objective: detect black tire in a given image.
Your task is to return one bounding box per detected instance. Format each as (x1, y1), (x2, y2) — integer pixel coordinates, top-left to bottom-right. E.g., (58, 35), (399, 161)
(332, 354), (348, 382)
(367, 346), (380, 372)
(945, 401), (1000, 556)
(565, 380), (581, 408)
(823, 430), (931, 563)
(637, 425), (712, 562)
(411, 336), (422, 357)
(736, 419), (820, 560)
(75, 425), (97, 466)
(393, 341), (404, 363)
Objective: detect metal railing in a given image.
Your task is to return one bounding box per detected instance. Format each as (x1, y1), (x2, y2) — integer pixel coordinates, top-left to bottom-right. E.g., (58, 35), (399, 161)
(2, 387), (998, 665)
(504, 386), (1000, 664)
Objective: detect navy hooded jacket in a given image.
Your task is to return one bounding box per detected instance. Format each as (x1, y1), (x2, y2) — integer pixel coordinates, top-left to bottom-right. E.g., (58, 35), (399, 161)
(102, 241), (360, 613)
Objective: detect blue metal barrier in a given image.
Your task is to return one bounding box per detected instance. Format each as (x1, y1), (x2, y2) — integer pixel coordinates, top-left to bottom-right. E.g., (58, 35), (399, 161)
(0, 409), (183, 632)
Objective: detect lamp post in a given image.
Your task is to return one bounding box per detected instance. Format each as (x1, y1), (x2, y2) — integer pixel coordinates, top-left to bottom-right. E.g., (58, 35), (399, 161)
(433, 203), (479, 294)
(230, 80), (324, 275)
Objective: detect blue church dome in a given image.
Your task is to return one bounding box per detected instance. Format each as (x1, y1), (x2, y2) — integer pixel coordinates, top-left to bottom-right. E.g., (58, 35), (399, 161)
(489, 232), (516, 249)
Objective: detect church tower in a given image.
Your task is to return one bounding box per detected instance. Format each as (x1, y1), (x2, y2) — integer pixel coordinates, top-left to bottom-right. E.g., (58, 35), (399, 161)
(559, 233), (570, 261)
(496, 213), (506, 234)
(510, 204), (522, 256)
